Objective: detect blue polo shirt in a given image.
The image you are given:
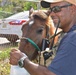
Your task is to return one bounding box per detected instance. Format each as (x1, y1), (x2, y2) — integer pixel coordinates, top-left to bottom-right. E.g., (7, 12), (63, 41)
(48, 25), (76, 75)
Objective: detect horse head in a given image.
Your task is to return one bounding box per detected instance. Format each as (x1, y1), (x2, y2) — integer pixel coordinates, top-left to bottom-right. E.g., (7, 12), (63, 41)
(19, 10), (60, 60)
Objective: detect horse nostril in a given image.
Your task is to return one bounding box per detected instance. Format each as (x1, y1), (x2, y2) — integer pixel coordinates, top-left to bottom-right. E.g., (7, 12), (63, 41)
(20, 37), (29, 44)
(22, 39), (28, 43)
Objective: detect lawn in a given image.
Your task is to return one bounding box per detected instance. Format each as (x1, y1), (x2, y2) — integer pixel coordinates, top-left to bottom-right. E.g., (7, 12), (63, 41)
(0, 46), (18, 75)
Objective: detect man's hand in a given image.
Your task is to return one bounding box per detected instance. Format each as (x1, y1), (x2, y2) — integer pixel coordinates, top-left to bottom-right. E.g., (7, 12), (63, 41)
(9, 49), (25, 65)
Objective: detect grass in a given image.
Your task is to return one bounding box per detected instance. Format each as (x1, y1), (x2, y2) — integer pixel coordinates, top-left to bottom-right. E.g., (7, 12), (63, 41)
(0, 46), (18, 75)
(0, 48), (10, 61)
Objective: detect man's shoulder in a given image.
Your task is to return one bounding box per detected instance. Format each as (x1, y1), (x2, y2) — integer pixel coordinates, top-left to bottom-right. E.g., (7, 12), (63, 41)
(59, 31), (76, 47)
(66, 30), (76, 46)
(68, 30), (76, 39)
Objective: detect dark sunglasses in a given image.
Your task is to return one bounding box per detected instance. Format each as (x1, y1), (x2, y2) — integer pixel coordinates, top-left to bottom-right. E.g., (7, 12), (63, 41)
(49, 4), (72, 13)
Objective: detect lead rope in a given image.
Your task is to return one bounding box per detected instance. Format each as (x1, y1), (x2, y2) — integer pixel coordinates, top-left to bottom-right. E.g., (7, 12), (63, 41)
(43, 19), (61, 66)
(50, 19), (60, 49)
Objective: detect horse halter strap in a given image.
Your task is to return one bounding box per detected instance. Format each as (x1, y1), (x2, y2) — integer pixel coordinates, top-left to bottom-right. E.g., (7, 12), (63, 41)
(20, 37), (41, 51)
(20, 37), (41, 65)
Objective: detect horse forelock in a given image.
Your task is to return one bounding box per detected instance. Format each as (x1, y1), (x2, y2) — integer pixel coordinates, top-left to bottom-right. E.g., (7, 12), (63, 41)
(23, 11), (48, 27)
(32, 10), (48, 20)
(22, 10), (54, 30)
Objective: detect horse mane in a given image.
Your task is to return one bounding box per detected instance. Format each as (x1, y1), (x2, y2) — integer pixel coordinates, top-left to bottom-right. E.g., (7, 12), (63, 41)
(31, 10), (54, 28)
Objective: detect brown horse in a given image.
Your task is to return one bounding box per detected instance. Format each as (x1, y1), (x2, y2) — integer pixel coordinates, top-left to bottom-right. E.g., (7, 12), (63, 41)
(19, 10), (62, 64)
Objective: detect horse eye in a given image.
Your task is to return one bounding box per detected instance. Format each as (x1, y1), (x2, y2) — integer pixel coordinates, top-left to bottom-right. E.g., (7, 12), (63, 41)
(37, 28), (43, 34)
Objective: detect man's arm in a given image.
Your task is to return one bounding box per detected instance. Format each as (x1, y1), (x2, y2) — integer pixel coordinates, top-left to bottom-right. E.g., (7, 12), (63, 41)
(9, 49), (56, 75)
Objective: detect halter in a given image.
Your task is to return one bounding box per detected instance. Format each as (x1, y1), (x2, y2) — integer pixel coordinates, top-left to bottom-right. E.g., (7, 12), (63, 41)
(20, 37), (41, 51)
(20, 37), (41, 65)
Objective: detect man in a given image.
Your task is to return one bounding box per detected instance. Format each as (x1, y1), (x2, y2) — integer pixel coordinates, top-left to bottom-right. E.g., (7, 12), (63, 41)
(10, 0), (76, 75)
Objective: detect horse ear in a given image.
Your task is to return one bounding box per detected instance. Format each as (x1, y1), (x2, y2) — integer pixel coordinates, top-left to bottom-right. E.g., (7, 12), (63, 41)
(29, 6), (34, 18)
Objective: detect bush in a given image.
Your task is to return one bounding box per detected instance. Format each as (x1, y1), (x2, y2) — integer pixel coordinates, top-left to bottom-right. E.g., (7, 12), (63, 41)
(0, 11), (13, 19)
(0, 46), (18, 75)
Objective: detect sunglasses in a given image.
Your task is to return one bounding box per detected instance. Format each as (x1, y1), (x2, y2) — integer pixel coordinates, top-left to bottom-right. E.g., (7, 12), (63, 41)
(49, 4), (72, 13)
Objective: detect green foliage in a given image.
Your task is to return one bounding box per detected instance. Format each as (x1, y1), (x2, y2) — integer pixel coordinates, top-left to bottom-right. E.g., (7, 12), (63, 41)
(0, 11), (13, 18)
(0, 1), (37, 14)
(0, 48), (11, 75)
(0, 1), (38, 19)
(0, 61), (10, 75)
(0, 46), (18, 75)
(24, 2), (37, 10)
(0, 48), (11, 60)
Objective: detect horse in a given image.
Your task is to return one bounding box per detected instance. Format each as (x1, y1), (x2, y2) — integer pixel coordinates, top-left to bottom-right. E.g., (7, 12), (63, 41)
(19, 10), (62, 66)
